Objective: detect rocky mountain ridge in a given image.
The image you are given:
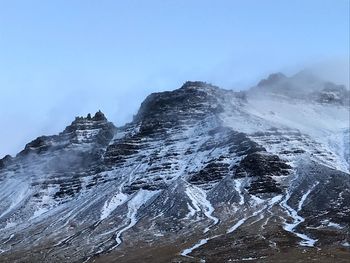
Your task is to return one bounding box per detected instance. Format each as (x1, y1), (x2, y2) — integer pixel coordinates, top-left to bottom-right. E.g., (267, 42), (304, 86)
(0, 76), (349, 263)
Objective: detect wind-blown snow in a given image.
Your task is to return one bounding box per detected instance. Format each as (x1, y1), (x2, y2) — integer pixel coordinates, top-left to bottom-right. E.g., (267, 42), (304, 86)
(221, 93), (349, 173)
(0, 179), (29, 219)
(244, 97), (350, 172)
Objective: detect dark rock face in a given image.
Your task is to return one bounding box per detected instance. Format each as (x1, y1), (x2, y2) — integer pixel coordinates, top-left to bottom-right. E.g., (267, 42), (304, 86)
(228, 132), (266, 156)
(235, 152), (291, 194)
(0, 155), (12, 169)
(19, 136), (53, 155)
(236, 152), (291, 178)
(134, 82), (225, 136)
(93, 110), (108, 121)
(198, 127), (265, 157)
(257, 72), (287, 87)
(104, 133), (142, 165)
(294, 163), (350, 225)
(189, 162), (230, 185)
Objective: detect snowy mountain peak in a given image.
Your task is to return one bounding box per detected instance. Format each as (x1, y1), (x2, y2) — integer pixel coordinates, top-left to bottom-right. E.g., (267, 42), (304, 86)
(180, 80), (218, 90)
(252, 71), (350, 105)
(133, 81), (229, 128)
(257, 72), (287, 87)
(70, 110), (108, 125)
(0, 75), (349, 262)
(16, 111), (115, 159)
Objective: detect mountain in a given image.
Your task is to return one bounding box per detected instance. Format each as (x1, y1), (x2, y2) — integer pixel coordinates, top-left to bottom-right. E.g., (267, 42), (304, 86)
(0, 74), (349, 263)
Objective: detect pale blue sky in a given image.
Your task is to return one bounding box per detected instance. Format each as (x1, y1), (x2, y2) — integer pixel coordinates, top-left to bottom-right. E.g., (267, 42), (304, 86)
(0, 0), (349, 157)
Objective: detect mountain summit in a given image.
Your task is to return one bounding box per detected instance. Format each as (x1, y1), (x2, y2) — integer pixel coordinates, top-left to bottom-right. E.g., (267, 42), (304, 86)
(253, 71), (350, 105)
(0, 74), (349, 263)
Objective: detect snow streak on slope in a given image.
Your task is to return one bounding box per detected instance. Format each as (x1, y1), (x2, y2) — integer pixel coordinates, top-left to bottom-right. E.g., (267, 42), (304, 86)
(0, 178), (29, 220)
(113, 189), (160, 247)
(297, 182), (319, 212)
(181, 235), (221, 257)
(181, 238), (208, 257)
(100, 192), (128, 220)
(181, 195), (283, 258)
(234, 179), (245, 205)
(100, 181), (128, 220)
(227, 195), (282, 234)
(281, 183), (319, 247)
(185, 184), (219, 233)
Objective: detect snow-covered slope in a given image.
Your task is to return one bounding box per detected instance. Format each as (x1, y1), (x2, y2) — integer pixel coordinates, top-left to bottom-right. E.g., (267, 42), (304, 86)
(0, 77), (349, 263)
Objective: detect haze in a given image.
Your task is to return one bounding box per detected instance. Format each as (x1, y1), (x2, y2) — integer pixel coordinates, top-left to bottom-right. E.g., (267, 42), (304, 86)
(0, 0), (349, 157)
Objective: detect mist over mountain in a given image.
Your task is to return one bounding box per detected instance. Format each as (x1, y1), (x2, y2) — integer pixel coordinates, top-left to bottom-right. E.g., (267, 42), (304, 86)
(0, 71), (349, 263)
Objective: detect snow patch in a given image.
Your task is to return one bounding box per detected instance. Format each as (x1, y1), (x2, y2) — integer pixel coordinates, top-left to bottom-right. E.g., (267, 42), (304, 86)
(113, 189), (160, 248)
(297, 182), (319, 212)
(227, 195), (282, 234)
(327, 222), (343, 229)
(181, 238), (208, 257)
(234, 179), (245, 205)
(342, 241), (350, 247)
(281, 184), (319, 247)
(180, 234), (221, 257)
(185, 202), (197, 219)
(185, 184), (219, 233)
(100, 192), (128, 220)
